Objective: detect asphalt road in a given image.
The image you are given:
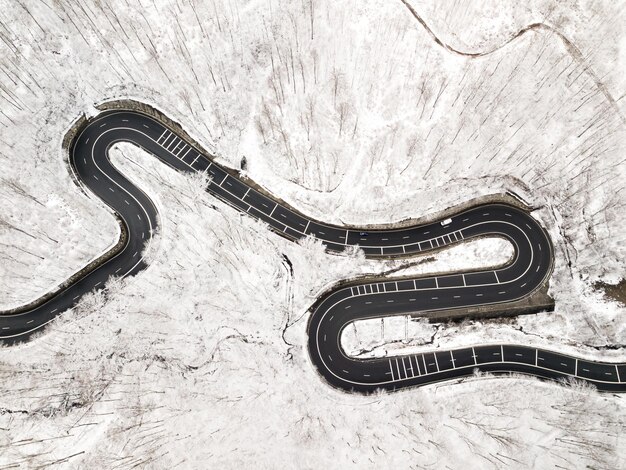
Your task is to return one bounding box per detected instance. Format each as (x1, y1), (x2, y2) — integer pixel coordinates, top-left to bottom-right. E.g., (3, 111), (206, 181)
(1, 109), (624, 393)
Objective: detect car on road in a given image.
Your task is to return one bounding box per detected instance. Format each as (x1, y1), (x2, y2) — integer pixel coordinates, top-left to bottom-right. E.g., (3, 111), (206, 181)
(359, 232), (368, 237)
(440, 218), (452, 226)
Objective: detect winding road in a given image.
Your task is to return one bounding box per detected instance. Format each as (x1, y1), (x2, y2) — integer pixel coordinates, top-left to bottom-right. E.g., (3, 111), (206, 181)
(2, 107), (625, 393)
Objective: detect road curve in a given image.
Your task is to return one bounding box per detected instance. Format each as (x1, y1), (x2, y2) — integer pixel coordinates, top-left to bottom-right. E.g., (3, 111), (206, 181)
(2, 108), (624, 393)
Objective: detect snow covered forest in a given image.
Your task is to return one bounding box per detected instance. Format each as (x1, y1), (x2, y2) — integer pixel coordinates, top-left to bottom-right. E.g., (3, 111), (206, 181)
(0, 0), (625, 468)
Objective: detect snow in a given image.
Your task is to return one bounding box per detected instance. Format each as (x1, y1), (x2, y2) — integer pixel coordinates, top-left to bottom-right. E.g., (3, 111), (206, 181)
(0, 0), (625, 467)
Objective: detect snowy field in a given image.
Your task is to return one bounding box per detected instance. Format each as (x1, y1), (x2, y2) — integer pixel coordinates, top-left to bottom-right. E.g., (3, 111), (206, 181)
(0, 0), (625, 468)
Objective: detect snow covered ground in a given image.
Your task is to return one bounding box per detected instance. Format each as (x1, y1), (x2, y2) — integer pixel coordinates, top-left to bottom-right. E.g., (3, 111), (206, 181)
(0, 0), (625, 468)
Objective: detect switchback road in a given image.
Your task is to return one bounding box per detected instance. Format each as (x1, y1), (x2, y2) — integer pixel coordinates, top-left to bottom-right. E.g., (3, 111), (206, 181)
(2, 107), (625, 393)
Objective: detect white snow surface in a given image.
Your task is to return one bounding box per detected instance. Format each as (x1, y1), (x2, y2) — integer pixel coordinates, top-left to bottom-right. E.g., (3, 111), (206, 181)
(0, 0), (625, 468)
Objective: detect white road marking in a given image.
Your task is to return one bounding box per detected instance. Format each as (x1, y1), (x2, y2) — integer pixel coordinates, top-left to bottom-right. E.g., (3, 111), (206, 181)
(174, 143), (185, 155)
(406, 357), (414, 376)
(401, 358), (407, 378)
(535, 349), (539, 366)
(166, 135), (178, 151)
(160, 132), (171, 145)
(414, 356), (421, 375)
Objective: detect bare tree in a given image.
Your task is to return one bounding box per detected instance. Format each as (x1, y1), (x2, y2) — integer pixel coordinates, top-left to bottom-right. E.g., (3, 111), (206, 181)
(331, 67), (342, 107)
(337, 101), (350, 137)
